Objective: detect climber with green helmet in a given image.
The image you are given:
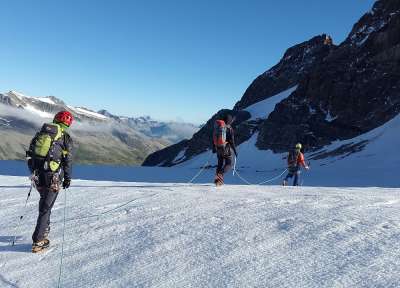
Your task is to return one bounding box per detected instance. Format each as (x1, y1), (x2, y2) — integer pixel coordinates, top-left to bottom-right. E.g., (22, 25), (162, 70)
(283, 143), (309, 186)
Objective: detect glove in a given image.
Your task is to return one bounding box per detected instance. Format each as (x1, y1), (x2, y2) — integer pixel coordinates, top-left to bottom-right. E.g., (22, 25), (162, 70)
(63, 179), (71, 189)
(27, 158), (34, 173)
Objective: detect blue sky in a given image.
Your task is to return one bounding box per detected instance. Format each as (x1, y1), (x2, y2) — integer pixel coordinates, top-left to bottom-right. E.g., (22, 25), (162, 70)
(0, 0), (375, 124)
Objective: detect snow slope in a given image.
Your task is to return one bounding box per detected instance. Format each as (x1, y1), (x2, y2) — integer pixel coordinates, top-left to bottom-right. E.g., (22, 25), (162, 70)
(177, 113), (400, 188)
(244, 86), (297, 120)
(1, 175), (400, 287)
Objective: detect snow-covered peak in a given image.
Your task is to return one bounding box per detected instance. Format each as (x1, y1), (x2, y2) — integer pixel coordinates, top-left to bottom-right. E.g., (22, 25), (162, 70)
(6, 90), (27, 100)
(68, 106), (109, 120)
(5, 90), (64, 106)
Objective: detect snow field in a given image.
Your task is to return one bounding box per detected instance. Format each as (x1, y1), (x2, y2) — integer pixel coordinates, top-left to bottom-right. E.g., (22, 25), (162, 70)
(1, 176), (400, 287)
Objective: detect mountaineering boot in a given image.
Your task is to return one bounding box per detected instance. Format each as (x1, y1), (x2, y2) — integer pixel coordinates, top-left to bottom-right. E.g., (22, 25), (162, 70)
(32, 239), (50, 253)
(214, 173), (224, 186)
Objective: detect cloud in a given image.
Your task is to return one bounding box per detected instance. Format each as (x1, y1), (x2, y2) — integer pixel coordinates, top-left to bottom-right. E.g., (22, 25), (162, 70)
(0, 103), (121, 133)
(0, 103), (46, 127)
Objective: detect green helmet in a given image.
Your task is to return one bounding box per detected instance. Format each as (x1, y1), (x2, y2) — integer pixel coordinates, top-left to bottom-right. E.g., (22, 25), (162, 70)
(295, 143), (302, 150)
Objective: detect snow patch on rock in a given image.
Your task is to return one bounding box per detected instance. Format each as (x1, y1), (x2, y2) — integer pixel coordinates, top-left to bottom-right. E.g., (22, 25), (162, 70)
(244, 86), (298, 120)
(33, 97), (56, 105)
(69, 106), (109, 120)
(172, 148), (187, 164)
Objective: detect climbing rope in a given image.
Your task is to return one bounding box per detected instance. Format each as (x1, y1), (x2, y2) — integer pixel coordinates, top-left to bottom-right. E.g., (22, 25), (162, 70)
(233, 161), (287, 186)
(55, 190), (161, 286)
(57, 188), (68, 288)
(64, 192), (159, 222)
(258, 169), (288, 185)
(233, 169), (253, 185)
(187, 154), (212, 184)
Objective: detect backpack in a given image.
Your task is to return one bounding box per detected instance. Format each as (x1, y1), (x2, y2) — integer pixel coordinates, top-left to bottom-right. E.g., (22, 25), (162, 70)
(287, 149), (300, 167)
(29, 123), (63, 171)
(213, 120), (227, 148)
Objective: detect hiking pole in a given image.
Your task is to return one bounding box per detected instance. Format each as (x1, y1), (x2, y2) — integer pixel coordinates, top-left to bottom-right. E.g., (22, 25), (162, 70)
(11, 173), (37, 246)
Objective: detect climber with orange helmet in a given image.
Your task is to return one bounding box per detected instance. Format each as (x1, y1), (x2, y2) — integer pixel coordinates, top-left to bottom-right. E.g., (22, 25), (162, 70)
(26, 110), (74, 253)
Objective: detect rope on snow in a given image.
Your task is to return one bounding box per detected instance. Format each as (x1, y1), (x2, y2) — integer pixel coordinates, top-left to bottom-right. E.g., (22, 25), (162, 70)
(187, 154), (212, 184)
(57, 188), (68, 288)
(233, 161), (287, 186)
(258, 169), (288, 185)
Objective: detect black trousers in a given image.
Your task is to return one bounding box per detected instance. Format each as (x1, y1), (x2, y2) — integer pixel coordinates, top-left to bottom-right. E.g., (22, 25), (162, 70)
(32, 187), (59, 242)
(216, 147), (233, 175)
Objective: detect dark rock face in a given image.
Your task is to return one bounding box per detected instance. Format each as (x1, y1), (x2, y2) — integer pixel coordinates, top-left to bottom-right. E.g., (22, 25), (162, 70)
(142, 140), (189, 167)
(257, 0), (400, 152)
(234, 35), (335, 110)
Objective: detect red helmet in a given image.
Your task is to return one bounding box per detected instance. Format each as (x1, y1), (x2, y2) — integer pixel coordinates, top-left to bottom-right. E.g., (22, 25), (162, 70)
(54, 111), (74, 127)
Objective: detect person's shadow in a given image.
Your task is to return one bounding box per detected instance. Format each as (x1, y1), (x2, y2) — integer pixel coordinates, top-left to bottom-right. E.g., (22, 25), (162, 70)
(0, 236), (31, 253)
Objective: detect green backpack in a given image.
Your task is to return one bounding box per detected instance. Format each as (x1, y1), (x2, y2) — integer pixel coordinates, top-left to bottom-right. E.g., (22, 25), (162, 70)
(33, 123), (63, 171)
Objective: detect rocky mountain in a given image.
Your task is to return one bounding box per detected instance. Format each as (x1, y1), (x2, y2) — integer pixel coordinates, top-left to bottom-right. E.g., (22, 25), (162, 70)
(0, 91), (198, 165)
(257, 0), (400, 152)
(143, 35), (336, 166)
(143, 0), (400, 167)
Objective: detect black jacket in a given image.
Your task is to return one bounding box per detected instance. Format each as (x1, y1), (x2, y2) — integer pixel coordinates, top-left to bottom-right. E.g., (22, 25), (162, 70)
(59, 133), (73, 181)
(225, 124), (237, 155)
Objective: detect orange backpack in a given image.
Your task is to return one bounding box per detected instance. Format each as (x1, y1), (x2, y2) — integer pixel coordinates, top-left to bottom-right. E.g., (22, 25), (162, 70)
(213, 120), (227, 148)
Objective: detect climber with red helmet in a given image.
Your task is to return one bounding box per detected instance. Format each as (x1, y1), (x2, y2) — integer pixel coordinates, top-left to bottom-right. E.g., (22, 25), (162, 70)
(26, 110), (74, 253)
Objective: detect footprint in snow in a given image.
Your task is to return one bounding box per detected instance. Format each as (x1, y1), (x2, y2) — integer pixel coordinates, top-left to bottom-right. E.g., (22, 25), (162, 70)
(277, 219), (295, 232)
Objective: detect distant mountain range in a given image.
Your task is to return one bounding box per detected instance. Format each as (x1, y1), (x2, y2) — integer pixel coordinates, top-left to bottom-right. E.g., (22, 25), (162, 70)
(0, 90), (199, 165)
